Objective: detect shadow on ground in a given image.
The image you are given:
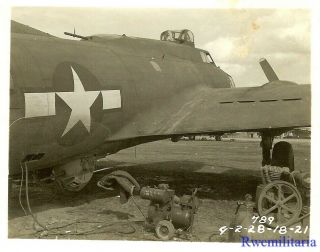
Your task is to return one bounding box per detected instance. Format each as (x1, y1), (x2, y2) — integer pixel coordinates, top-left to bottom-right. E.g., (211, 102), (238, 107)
(9, 159), (261, 219)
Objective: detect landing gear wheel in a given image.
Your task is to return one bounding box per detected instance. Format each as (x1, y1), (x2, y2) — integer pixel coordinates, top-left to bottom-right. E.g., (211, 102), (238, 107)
(271, 141), (294, 171)
(155, 220), (175, 240)
(257, 180), (302, 227)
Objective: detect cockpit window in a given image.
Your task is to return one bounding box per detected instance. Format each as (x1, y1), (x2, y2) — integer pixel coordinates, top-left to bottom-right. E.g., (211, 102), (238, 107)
(200, 51), (206, 62)
(206, 53), (214, 64)
(200, 51), (216, 66)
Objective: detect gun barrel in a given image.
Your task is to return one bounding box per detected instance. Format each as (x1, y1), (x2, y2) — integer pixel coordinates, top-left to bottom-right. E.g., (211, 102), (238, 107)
(64, 32), (88, 40)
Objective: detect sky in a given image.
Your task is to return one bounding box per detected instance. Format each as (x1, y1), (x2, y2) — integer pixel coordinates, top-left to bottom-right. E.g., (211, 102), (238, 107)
(11, 8), (310, 87)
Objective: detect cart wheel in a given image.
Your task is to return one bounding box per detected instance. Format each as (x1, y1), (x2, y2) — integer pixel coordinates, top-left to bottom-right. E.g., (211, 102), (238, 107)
(258, 180), (302, 227)
(155, 220), (175, 240)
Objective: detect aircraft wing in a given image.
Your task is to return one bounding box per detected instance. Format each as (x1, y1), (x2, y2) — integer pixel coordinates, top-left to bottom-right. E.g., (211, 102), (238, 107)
(109, 82), (310, 139)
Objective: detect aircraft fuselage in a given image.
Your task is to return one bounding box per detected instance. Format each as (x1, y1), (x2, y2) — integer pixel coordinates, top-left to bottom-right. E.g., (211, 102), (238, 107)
(10, 32), (232, 175)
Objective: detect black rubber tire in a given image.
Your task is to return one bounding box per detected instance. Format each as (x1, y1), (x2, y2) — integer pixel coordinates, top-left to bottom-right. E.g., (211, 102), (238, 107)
(155, 220), (175, 240)
(271, 141), (294, 172)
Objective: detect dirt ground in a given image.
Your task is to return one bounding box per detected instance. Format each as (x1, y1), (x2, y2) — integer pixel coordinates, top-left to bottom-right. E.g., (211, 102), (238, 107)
(8, 138), (311, 241)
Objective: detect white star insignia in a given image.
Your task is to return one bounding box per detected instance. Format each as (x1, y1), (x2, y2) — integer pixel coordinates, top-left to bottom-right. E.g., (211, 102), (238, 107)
(24, 66), (122, 139)
(56, 67), (100, 136)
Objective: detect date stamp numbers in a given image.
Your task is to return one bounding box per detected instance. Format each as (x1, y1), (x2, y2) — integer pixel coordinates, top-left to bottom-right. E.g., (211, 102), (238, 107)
(219, 224), (309, 236)
(218, 216), (309, 235)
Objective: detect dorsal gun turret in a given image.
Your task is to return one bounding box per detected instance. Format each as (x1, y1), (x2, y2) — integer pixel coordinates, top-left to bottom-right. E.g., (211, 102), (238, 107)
(160, 29), (195, 47)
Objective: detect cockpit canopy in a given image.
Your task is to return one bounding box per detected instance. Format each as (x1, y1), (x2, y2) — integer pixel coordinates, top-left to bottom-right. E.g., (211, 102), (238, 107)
(160, 29), (195, 47)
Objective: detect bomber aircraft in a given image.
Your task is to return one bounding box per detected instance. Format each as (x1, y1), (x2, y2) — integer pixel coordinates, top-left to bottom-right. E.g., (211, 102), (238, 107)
(9, 21), (311, 193)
